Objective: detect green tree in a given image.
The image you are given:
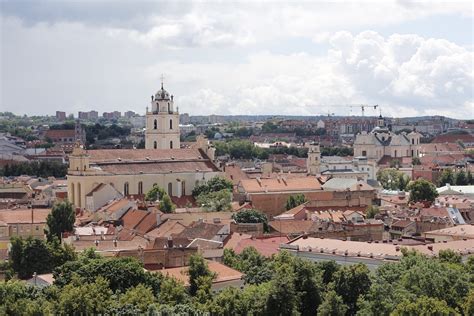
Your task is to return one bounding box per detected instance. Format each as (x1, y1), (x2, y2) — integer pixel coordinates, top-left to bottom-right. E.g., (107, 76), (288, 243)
(463, 290), (474, 316)
(285, 193), (307, 210)
(118, 284), (155, 312)
(412, 157), (421, 165)
(196, 189), (232, 212)
(223, 247), (272, 285)
(467, 170), (473, 185)
(192, 176), (233, 197)
(377, 169), (410, 190)
(188, 254), (215, 296)
(145, 184), (167, 201)
(232, 208), (268, 232)
(159, 194), (176, 213)
(454, 169), (468, 185)
(46, 200), (75, 241)
(437, 169), (455, 187)
(391, 296), (456, 316)
(317, 290), (348, 316)
(158, 277), (189, 305)
(438, 249), (462, 264)
(365, 205), (380, 219)
(56, 276), (115, 315)
(266, 263), (298, 316)
(331, 263), (371, 315)
(407, 179), (439, 204)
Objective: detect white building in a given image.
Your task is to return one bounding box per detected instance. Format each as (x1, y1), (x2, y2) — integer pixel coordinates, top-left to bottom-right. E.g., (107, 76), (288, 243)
(145, 82), (180, 150)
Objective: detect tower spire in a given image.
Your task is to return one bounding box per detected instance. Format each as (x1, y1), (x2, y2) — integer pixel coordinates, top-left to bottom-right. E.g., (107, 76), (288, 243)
(160, 74), (164, 89)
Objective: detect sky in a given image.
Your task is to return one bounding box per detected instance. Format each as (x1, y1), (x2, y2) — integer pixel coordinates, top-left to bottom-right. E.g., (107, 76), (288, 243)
(0, 0), (473, 119)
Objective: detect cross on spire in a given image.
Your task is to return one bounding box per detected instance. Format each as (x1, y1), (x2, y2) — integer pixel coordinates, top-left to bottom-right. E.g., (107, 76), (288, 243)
(160, 74), (165, 89)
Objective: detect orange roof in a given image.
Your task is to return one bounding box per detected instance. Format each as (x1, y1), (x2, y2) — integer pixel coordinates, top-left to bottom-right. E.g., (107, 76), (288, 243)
(146, 220), (187, 238)
(155, 260), (243, 286)
(239, 177), (321, 193)
(0, 208), (51, 224)
(88, 148), (207, 163)
(121, 209), (149, 230)
(230, 236), (289, 257)
(134, 212), (158, 235)
(45, 129), (75, 139)
(268, 220), (318, 234)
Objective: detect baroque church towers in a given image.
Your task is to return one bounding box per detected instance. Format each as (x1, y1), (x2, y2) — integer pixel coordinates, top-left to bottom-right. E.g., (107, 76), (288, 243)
(145, 80), (180, 149)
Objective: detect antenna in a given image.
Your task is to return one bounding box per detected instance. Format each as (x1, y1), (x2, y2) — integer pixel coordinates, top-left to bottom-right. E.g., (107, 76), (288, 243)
(160, 74), (165, 89)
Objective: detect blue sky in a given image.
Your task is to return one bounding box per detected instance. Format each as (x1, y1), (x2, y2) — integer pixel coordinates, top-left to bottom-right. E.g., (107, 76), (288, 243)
(1, 0), (473, 118)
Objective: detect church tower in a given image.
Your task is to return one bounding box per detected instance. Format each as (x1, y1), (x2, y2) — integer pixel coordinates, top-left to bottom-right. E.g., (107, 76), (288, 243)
(307, 142), (321, 176)
(145, 80), (180, 150)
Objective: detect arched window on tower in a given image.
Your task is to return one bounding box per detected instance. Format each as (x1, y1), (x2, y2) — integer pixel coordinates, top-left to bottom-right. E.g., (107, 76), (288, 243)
(124, 182), (129, 196)
(154, 119), (157, 129)
(169, 119), (173, 130)
(170, 141), (173, 149)
(154, 141), (157, 149)
(138, 181), (143, 195)
(168, 102), (170, 113)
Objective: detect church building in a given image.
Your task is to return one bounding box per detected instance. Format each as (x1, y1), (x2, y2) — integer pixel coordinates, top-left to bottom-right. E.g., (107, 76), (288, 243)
(67, 84), (220, 209)
(353, 115), (422, 160)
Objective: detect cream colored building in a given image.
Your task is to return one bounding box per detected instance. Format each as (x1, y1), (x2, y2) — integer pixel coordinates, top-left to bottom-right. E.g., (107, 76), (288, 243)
(353, 116), (422, 160)
(145, 82), (180, 150)
(67, 83), (220, 209)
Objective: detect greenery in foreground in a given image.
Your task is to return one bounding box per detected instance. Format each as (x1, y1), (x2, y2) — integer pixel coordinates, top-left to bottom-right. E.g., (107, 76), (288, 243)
(1, 240), (473, 315)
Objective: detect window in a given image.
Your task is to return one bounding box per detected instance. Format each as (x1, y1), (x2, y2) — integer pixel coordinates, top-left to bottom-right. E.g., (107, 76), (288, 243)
(154, 141), (157, 149)
(138, 181), (143, 195)
(124, 182), (129, 195)
(154, 119), (157, 129)
(362, 150), (367, 157)
(181, 181), (186, 196)
(168, 103), (170, 112)
(170, 141), (173, 149)
(394, 150), (397, 157)
(168, 182), (173, 196)
(169, 119), (173, 130)
(412, 138), (414, 145)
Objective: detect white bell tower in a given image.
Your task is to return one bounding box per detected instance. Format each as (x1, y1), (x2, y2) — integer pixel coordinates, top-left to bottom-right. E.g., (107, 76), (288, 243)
(307, 142), (321, 176)
(145, 77), (180, 150)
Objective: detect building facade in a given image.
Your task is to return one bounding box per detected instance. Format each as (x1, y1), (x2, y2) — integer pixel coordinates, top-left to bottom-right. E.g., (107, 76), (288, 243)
(145, 83), (180, 150)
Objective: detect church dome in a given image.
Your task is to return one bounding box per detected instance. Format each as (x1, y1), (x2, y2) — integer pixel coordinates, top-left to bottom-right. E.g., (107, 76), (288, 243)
(155, 84), (171, 101)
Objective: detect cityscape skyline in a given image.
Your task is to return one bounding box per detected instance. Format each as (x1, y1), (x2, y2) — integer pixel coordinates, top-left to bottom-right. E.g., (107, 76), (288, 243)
(1, 1), (473, 119)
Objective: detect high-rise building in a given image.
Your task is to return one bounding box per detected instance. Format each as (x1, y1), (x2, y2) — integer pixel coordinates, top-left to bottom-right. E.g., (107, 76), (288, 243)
(56, 111), (66, 121)
(89, 110), (99, 120)
(78, 111), (89, 120)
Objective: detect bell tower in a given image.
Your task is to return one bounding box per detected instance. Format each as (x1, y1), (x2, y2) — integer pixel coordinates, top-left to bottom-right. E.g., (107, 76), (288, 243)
(145, 77), (181, 150)
(307, 142), (321, 176)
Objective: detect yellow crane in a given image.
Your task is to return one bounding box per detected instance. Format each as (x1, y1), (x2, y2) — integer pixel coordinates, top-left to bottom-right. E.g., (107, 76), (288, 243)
(348, 104), (379, 117)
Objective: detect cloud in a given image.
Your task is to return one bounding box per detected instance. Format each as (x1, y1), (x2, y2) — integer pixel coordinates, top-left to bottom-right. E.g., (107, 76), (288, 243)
(0, 2), (472, 119)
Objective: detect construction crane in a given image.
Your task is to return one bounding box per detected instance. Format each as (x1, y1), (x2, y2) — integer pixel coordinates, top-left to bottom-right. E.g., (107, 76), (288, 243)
(348, 104), (379, 117)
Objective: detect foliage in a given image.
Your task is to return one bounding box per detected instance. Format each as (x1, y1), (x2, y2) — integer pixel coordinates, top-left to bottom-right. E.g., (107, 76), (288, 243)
(407, 179), (439, 203)
(46, 200), (75, 241)
(1, 160), (68, 178)
(223, 247), (272, 285)
(144, 184), (167, 201)
(196, 189), (232, 212)
(331, 263), (371, 315)
(188, 254), (215, 296)
(231, 208), (268, 232)
(84, 123), (131, 144)
(391, 296), (456, 316)
(9, 236), (76, 279)
(438, 169), (455, 186)
(285, 193), (307, 210)
(192, 176), (233, 197)
(158, 277), (189, 305)
(376, 168), (410, 191)
(118, 284), (155, 312)
(159, 194), (176, 213)
(412, 157), (421, 165)
(365, 205), (380, 219)
(317, 290), (348, 316)
(53, 255), (162, 295)
(320, 146), (353, 157)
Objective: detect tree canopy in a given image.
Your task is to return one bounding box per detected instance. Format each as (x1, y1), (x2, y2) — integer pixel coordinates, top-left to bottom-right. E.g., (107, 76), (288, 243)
(377, 168), (410, 191)
(407, 178), (439, 203)
(46, 200), (75, 241)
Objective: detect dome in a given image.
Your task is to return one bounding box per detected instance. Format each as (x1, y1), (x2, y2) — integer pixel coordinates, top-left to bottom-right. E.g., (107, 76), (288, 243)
(154, 84), (171, 101)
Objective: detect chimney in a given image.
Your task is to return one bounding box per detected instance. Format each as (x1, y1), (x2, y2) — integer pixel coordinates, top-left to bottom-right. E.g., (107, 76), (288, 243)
(167, 236), (173, 248)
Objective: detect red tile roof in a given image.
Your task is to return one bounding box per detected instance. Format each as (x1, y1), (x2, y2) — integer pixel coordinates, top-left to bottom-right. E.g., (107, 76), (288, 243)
(230, 236), (289, 257)
(0, 208), (51, 224)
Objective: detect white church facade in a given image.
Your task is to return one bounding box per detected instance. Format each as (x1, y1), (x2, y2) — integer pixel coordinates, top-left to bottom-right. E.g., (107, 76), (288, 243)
(67, 84), (220, 209)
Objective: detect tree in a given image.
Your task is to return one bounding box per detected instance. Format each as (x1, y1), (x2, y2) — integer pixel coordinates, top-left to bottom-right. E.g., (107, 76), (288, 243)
(392, 296), (456, 316)
(377, 169), (410, 190)
(438, 249), (462, 264)
(467, 170), (474, 185)
(407, 179), (439, 204)
(196, 189), (232, 212)
(366, 205), (380, 219)
(118, 284), (155, 312)
(145, 184), (167, 201)
(454, 169), (468, 185)
(317, 290), (347, 316)
(188, 254), (215, 296)
(285, 193), (307, 210)
(331, 263), (371, 315)
(158, 277), (189, 305)
(46, 200), (75, 241)
(412, 157), (421, 165)
(159, 194), (176, 213)
(437, 169), (455, 187)
(192, 176), (233, 197)
(266, 264), (298, 316)
(232, 208), (268, 232)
